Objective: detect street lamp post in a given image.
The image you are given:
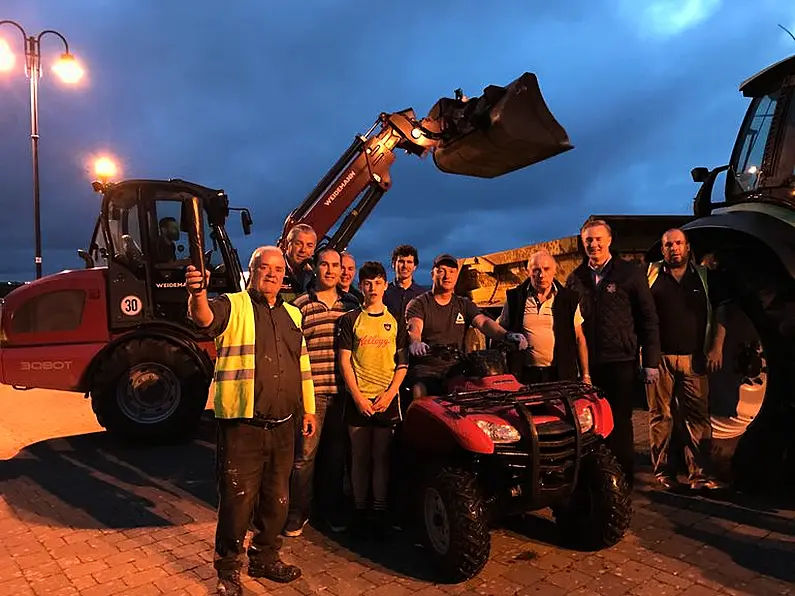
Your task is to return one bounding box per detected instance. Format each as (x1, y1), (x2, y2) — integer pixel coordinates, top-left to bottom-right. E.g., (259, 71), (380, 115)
(0, 20), (84, 279)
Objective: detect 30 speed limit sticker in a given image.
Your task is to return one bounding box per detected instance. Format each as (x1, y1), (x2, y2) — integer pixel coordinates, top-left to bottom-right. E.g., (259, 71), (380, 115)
(120, 295), (142, 316)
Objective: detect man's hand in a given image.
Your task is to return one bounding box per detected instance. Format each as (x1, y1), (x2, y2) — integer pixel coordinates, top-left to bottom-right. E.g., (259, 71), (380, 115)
(185, 265), (210, 295)
(353, 395), (376, 417)
(409, 341), (430, 358)
(581, 373), (592, 385)
(707, 346), (724, 373)
(505, 332), (528, 351)
(643, 367), (660, 384)
(302, 413), (316, 437)
(373, 390), (396, 413)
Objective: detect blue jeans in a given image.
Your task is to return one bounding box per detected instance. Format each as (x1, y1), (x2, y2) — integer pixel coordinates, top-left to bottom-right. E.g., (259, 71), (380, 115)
(287, 395), (347, 524)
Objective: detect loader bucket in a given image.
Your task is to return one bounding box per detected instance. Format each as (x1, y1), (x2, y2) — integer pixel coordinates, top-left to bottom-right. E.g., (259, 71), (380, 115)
(429, 72), (573, 179)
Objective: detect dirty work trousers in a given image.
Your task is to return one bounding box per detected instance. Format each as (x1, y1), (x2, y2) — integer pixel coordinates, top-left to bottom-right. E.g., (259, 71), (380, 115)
(591, 360), (637, 487)
(287, 395), (347, 526)
(214, 418), (294, 574)
(646, 354), (712, 482)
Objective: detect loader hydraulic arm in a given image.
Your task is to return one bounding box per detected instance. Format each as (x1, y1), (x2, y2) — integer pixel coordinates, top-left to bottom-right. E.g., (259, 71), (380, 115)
(276, 109), (437, 253)
(276, 71), (574, 254)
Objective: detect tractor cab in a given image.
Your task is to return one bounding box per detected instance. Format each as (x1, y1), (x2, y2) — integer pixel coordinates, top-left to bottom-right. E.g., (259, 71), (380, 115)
(84, 179), (250, 332)
(692, 54), (795, 216)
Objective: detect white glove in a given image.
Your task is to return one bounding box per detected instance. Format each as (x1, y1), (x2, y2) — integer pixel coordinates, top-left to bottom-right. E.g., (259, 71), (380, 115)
(409, 341), (430, 357)
(505, 332), (528, 351)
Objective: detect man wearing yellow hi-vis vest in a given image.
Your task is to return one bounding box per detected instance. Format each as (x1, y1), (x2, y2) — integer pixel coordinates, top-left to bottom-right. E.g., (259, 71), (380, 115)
(646, 228), (726, 493)
(187, 245), (316, 595)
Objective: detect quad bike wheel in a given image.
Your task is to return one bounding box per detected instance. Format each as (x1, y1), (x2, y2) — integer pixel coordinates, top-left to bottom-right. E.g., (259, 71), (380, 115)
(553, 443), (632, 550)
(418, 467), (490, 583)
(91, 337), (210, 442)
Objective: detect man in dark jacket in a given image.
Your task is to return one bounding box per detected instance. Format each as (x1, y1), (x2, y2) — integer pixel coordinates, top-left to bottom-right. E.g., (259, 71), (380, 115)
(566, 218), (661, 487)
(499, 250), (590, 384)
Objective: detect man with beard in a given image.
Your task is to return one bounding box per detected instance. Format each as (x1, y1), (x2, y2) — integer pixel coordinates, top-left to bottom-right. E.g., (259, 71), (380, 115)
(284, 249), (360, 536)
(186, 246), (316, 594)
(646, 228), (726, 491)
(281, 224), (317, 303)
(154, 217), (180, 263)
(384, 244), (425, 320)
(565, 218), (660, 488)
(406, 254), (527, 399)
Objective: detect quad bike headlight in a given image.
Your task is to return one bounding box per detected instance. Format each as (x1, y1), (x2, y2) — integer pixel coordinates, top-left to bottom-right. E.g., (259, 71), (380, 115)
(577, 406), (594, 433)
(474, 419), (521, 443)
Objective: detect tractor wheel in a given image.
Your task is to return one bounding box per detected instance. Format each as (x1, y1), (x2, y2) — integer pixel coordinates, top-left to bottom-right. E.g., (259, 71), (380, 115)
(91, 337), (210, 442)
(553, 443), (632, 550)
(418, 467), (490, 583)
(704, 243), (795, 495)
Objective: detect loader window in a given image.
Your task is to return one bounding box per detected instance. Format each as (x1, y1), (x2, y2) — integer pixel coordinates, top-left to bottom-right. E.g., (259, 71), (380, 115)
(11, 290), (86, 334)
(730, 94), (777, 194)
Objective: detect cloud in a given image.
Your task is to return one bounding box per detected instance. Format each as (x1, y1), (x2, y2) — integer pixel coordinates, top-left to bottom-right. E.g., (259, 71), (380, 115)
(0, 0), (793, 284)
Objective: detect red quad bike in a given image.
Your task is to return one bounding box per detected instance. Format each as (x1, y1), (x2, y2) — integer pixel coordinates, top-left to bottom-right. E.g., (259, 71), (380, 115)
(395, 345), (633, 582)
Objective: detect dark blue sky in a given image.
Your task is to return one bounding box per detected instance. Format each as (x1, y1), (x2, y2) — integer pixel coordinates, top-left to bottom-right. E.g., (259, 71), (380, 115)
(1, 1), (793, 282)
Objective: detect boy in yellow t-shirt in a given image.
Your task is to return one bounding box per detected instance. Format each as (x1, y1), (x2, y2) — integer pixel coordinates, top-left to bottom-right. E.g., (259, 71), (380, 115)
(337, 261), (408, 537)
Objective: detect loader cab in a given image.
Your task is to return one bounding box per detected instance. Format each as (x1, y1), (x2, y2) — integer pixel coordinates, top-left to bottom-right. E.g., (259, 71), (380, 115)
(92, 179), (248, 332)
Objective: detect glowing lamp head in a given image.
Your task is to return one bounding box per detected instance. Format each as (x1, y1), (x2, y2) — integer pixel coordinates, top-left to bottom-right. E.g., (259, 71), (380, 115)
(52, 53), (84, 84)
(93, 157), (118, 180)
(0, 38), (15, 72)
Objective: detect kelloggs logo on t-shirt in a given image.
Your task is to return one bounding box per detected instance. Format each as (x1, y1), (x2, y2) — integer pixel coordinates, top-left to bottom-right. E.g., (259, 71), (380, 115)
(358, 335), (390, 348)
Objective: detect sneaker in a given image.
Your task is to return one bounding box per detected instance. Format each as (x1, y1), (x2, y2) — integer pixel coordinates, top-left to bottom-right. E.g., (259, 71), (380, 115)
(327, 518), (348, 533)
(654, 474), (677, 490)
(690, 478), (722, 491)
(282, 518), (308, 537)
(216, 570), (243, 596)
(248, 559), (302, 583)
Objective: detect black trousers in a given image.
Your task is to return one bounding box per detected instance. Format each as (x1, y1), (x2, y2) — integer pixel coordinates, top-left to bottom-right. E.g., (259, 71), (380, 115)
(520, 365), (559, 385)
(591, 360), (637, 486)
(214, 418), (295, 573)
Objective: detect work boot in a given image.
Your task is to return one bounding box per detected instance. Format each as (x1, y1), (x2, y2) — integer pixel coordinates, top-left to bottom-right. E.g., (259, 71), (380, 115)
(216, 570), (243, 595)
(690, 477), (722, 491)
(282, 518), (308, 537)
(248, 559), (302, 583)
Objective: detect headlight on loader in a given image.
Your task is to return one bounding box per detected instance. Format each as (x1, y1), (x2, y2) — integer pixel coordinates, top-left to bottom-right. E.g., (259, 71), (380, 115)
(577, 406), (594, 433)
(475, 419), (521, 443)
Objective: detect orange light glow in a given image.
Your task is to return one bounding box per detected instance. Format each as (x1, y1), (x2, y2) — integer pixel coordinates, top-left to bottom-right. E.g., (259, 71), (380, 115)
(93, 156), (119, 180)
(52, 53), (84, 84)
(0, 38), (15, 72)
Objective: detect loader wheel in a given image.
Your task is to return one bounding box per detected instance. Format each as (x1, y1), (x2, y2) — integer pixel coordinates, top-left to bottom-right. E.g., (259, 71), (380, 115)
(553, 443), (632, 550)
(91, 338), (210, 442)
(418, 468), (490, 583)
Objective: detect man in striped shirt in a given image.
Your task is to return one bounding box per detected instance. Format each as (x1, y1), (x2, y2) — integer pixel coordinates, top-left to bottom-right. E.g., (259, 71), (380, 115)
(283, 248), (360, 536)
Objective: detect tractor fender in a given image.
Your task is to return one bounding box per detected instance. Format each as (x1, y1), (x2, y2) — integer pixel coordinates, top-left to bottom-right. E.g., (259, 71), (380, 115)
(647, 208), (795, 280)
(79, 324), (214, 394)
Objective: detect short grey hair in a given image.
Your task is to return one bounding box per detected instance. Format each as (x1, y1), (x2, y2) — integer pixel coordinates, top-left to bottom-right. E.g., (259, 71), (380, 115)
(527, 249), (557, 270)
(248, 245), (284, 271)
(286, 223), (317, 245)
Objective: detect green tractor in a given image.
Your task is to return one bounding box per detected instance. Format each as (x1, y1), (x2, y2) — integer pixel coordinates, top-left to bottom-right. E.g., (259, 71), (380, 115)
(647, 54), (795, 495)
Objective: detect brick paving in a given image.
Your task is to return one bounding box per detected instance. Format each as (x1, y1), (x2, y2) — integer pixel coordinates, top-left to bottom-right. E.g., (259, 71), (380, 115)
(1, 408), (794, 595)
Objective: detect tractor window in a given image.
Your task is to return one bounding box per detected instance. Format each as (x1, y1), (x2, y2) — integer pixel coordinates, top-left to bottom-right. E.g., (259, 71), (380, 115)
(150, 199), (191, 266)
(11, 290), (86, 334)
(730, 94), (777, 193)
(106, 201), (144, 265)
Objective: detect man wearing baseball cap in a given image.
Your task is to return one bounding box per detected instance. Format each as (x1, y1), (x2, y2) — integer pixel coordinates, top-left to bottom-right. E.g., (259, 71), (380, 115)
(404, 253), (527, 398)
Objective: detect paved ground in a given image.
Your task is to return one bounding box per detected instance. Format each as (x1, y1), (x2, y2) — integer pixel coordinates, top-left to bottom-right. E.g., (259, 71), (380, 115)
(1, 386), (794, 595)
